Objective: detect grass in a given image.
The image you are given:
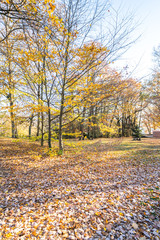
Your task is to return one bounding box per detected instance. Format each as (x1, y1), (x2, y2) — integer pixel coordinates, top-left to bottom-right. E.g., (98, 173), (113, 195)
(0, 137), (160, 239)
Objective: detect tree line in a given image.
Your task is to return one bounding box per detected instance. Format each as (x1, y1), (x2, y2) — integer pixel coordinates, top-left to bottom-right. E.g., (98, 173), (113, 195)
(0, 0), (159, 153)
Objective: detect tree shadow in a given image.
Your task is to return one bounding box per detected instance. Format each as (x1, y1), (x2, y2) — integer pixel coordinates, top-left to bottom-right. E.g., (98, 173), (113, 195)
(0, 138), (46, 159)
(0, 138), (160, 239)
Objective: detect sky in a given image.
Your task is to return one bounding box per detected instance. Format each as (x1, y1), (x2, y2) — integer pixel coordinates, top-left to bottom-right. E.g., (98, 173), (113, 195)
(111, 0), (160, 80)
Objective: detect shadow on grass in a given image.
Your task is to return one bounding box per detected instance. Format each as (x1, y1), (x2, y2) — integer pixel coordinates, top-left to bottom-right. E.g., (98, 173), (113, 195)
(0, 138), (46, 159)
(0, 138), (160, 239)
(0, 138), (159, 206)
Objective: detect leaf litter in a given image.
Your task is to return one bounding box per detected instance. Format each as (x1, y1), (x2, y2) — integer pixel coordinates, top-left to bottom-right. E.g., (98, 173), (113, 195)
(0, 138), (160, 239)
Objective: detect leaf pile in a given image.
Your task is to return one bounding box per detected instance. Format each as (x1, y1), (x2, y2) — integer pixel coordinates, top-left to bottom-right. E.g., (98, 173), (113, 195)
(0, 138), (160, 239)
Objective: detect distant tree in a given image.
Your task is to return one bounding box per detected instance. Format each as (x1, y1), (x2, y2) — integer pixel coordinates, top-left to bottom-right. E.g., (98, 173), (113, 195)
(144, 46), (160, 131)
(153, 45), (160, 70)
(132, 125), (142, 140)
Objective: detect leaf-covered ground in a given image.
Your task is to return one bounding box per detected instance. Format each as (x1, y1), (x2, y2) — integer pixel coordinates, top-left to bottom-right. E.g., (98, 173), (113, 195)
(0, 138), (160, 240)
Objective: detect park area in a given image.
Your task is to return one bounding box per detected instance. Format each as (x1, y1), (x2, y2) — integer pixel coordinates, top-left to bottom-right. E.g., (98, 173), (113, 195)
(0, 137), (160, 239)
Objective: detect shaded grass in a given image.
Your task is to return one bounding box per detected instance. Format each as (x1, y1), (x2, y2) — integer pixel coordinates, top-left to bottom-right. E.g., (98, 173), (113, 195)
(0, 137), (160, 239)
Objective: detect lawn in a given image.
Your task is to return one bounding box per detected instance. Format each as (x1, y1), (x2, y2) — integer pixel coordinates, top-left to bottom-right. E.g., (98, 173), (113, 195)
(0, 138), (160, 239)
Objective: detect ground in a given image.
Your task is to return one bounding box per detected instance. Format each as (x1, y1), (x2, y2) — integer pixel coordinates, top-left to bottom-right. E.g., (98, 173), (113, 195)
(0, 137), (160, 240)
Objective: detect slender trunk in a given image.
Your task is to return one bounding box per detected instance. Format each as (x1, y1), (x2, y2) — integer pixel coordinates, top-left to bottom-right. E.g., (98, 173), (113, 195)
(29, 114), (34, 138)
(37, 113), (40, 137)
(37, 84), (40, 137)
(146, 124), (151, 135)
(109, 104), (118, 128)
(59, 88), (64, 153)
(42, 47), (51, 149)
(48, 102), (51, 148)
(10, 102), (15, 138)
(15, 125), (18, 138)
(80, 107), (86, 140)
(8, 92), (16, 138)
(41, 80), (44, 147)
(122, 113), (125, 137)
(87, 108), (92, 139)
(29, 125), (31, 139)
(117, 118), (121, 137)
(7, 46), (17, 138)
(41, 111), (44, 146)
(90, 106), (95, 139)
(139, 111), (142, 129)
(93, 107), (98, 138)
(58, 30), (70, 153)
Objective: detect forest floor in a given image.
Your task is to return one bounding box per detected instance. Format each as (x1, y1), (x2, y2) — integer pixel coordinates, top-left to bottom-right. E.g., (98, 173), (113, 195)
(0, 137), (160, 240)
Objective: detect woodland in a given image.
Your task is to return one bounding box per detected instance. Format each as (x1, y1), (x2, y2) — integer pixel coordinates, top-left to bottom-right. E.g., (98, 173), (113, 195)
(0, 0), (159, 153)
(0, 0), (160, 239)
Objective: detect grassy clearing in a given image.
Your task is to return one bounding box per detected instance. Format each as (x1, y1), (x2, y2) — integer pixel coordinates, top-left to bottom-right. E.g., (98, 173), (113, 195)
(0, 137), (160, 239)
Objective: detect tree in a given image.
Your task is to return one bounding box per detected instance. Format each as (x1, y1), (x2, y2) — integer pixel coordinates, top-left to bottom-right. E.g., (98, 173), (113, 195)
(146, 72), (160, 130)
(0, 0), (140, 153)
(0, 17), (21, 137)
(48, 0), (139, 153)
(9, 0), (61, 147)
(0, 0), (40, 22)
(144, 46), (160, 131)
(132, 125), (142, 140)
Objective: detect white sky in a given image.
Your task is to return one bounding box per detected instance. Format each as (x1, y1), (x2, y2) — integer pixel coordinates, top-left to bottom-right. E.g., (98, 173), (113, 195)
(111, 0), (160, 80)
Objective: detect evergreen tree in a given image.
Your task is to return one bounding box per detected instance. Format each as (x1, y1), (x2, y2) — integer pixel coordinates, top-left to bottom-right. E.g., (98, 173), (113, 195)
(132, 125), (142, 140)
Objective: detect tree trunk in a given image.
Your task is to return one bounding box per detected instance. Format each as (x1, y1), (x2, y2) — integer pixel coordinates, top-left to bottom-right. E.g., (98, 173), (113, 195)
(8, 94), (16, 138)
(92, 107), (98, 138)
(116, 118), (121, 137)
(59, 90), (64, 153)
(7, 49), (17, 138)
(48, 103), (51, 149)
(80, 107), (86, 139)
(41, 80), (44, 147)
(11, 113), (16, 138)
(41, 112), (44, 146)
(122, 113), (126, 137)
(58, 30), (70, 153)
(87, 108), (92, 139)
(37, 84), (40, 137)
(29, 114), (34, 138)
(29, 126), (31, 139)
